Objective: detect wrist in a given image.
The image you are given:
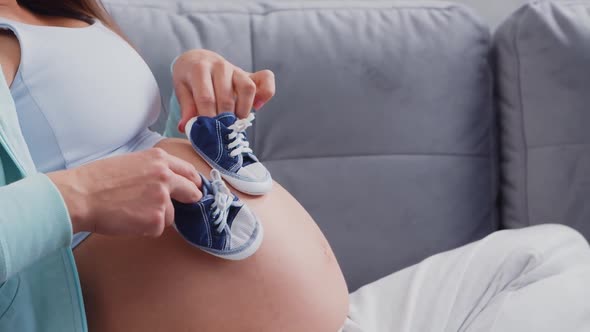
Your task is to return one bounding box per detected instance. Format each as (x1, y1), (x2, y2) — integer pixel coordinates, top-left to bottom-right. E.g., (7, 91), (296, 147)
(47, 169), (91, 234)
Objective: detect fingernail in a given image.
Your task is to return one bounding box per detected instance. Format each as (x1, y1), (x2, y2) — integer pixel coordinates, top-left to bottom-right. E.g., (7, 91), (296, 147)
(254, 100), (266, 110)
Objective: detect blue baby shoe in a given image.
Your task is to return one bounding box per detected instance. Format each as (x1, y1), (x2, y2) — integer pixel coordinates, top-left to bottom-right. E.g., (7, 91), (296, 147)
(185, 112), (272, 195)
(173, 169), (264, 260)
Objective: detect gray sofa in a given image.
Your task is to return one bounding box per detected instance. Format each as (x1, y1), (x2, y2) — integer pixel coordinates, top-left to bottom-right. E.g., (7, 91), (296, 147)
(104, 0), (590, 292)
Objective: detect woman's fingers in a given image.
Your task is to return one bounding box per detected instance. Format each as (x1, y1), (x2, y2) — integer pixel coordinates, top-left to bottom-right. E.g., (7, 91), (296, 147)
(164, 198), (175, 229)
(249, 69), (276, 110)
(190, 63), (217, 118)
(212, 61), (236, 115)
(160, 152), (202, 203)
(161, 150), (202, 188)
(173, 51), (277, 125)
(168, 173), (201, 204)
(233, 69), (257, 119)
(174, 83), (196, 133)
(150, 148), (202, 204)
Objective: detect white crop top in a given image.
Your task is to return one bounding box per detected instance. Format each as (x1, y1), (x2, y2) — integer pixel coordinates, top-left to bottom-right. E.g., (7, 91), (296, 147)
(0, 17), (164, 173)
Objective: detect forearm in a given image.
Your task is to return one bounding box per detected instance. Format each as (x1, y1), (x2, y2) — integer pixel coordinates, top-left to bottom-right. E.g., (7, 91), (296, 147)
(0, 173), (72, 282)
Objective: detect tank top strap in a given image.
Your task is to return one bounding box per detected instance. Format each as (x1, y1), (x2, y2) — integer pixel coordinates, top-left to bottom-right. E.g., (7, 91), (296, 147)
(0, 16), (101, 34)
(0, 16), (27, 33)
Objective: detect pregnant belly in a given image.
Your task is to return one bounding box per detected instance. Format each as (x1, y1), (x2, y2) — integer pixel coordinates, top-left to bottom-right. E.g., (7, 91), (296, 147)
(74, 139), (349, 332)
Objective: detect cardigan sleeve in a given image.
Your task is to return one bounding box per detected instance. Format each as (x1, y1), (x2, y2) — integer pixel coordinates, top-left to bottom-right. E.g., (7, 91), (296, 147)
(0, 173), (72, 282)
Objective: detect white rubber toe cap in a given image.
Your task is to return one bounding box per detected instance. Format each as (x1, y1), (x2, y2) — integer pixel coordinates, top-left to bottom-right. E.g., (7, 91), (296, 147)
(237, 163), (270, 182)
(184, 116), (199, 138)
(223, 162), (273, 195)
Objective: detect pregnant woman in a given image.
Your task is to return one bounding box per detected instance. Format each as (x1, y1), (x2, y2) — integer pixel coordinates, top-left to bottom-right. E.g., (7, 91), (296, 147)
(1, 1), (590, 332)
(0, 1), (349, 331)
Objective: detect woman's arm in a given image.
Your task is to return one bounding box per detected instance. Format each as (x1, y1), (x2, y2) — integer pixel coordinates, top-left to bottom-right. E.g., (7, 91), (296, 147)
(0, 147), (205, 283)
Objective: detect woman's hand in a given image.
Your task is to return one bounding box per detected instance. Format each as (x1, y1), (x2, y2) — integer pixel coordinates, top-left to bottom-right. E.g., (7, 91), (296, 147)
(48, 148), (202, 237)
(172, 49), (276, 132)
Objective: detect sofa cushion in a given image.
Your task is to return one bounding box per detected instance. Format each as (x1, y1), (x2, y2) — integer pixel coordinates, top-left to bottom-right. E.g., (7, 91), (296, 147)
(105, 0), (496, 291)
(494, 0), (590, 237)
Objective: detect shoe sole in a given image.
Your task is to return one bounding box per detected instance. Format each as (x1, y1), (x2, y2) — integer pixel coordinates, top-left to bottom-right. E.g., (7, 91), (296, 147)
(219, 170), (273, 196)
(173, 220), (264, 261)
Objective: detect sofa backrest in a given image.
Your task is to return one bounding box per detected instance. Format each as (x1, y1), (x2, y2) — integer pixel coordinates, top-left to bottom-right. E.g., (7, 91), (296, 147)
(105, 0), (497, 290)
(494, 0), (590, 237)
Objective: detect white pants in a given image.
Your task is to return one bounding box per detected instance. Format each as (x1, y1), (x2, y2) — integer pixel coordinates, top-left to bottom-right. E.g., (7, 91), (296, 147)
(341, 224), (590, 332)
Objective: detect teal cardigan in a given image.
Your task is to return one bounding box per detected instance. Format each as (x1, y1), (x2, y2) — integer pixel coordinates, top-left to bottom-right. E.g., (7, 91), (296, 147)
(0, 68), (87, 331)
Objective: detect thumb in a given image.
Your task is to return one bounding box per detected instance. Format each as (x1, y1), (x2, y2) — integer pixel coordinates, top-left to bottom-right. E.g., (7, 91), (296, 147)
(174, 83), (197, 133)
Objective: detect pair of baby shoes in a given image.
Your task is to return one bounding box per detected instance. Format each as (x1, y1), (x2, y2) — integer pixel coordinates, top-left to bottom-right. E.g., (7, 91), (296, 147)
(173, 113), (271, 260)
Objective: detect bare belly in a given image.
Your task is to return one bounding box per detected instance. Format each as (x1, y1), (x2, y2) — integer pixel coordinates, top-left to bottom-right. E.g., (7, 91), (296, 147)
(74, 138), (349, 332)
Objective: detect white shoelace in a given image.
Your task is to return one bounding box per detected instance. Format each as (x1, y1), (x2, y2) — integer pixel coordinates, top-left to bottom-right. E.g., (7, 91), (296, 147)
(209, 169), (235, 233)
(227, 113), (255, 158)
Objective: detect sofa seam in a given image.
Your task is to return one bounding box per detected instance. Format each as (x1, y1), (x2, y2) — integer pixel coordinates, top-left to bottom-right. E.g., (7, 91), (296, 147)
(485, 43), (500, 232)
(263, 153), (490, 163)
(513, 8), (531, 227)
(104, 4), (475, 17)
